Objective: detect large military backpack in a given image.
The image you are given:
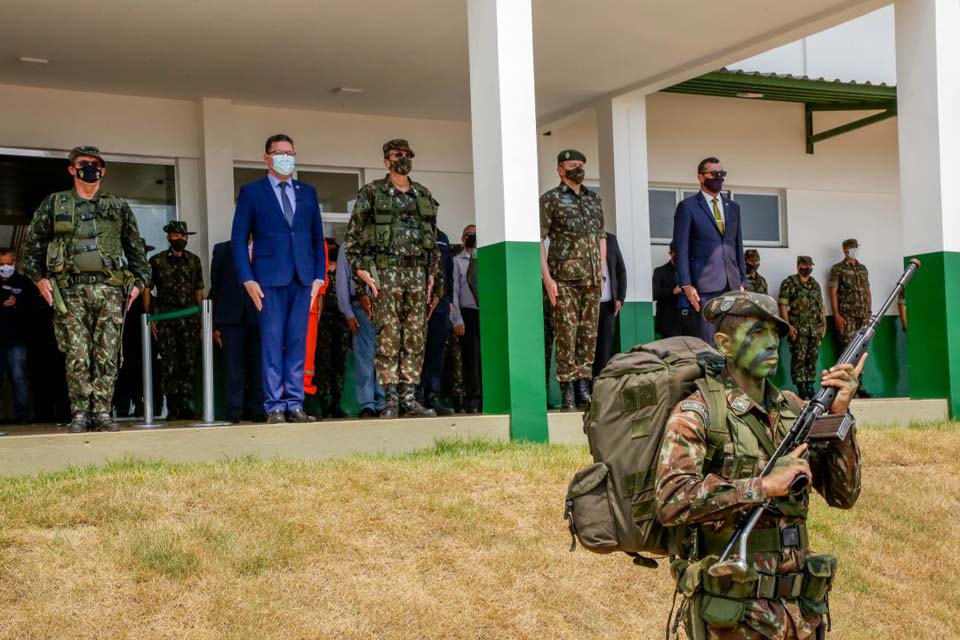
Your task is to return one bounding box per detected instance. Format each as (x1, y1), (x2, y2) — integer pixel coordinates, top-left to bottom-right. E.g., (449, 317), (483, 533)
(564, 336), (724, 567)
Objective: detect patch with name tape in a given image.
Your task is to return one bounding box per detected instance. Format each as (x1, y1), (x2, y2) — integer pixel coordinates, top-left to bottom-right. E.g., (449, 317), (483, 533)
(679, 400), (709, 423)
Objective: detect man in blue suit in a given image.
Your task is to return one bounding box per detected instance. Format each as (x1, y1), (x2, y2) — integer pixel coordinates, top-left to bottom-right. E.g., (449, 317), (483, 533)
(231, 134), (326, 424)
(672, 157), (746, 344)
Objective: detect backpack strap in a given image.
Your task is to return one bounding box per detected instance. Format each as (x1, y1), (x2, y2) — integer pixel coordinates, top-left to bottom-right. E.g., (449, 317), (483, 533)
(695, 374), (729, 467)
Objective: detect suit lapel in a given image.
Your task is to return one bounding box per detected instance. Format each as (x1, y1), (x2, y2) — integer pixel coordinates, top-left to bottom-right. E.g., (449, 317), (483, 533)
(259, 177), (288, 225)
(696, 193), (723, 235)
(291, 179), (307, 227)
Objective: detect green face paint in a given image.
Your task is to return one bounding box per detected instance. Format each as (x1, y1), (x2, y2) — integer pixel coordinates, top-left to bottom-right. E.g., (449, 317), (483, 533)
(722, 318), (780, 379)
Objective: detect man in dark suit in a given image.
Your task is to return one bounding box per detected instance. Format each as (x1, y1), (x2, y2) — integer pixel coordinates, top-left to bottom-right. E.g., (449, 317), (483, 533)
(672, 157), (746, 344)
(231, 133), (326, 424)
(419, 228), (455, 416)
(210, 239), (264, 423)
(592, 231), (627, 377)
(652, 241), (683, 339)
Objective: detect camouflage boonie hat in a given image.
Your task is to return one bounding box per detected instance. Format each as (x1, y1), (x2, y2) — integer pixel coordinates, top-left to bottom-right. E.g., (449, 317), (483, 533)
(557, 149), (586, 164)
(797, 255), (814, 265)
(68, 145), (106, 166)
(163, 220), (196, 235)
(744, 249), (760, 261)
(382, 139), (415, 158)
(842, 238), (859, 249)
(703, 291), (790, 337)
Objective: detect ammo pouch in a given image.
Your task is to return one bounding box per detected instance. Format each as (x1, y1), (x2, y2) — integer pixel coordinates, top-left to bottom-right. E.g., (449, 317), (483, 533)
(415, 195), (437, 251)
(564, 462), (618, 553)
(372, 203), (393, 250)
(46, 242), (67, 274)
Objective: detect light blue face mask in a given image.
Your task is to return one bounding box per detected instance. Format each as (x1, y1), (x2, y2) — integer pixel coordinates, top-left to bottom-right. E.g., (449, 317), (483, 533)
(0, 265), (14, 279)
(847, 248), (859, 260)
(272, 154), (295, 176)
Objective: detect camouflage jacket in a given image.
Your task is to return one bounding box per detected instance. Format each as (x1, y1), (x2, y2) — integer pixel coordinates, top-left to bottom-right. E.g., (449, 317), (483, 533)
(21, 189), (150, 288)
(539, 183), (604, 287)
(778, 275), (825, 336)
(744, 272), (768, 295)
(656, 374), (861, 636)
(828, 259), (870, 320)
(149, 249), (204, 312)
(344, 176), (441, 292)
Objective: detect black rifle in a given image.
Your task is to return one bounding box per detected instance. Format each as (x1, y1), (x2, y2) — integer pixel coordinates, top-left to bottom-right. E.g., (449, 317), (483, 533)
(708, 259), (921, 577)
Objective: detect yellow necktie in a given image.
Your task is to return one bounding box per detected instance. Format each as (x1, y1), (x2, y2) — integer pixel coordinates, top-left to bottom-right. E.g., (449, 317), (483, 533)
(712, 197), (724, 235)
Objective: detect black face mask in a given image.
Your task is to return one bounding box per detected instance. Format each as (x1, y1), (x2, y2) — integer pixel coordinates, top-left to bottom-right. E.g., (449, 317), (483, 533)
(390, 158), (412, 175)
(77, 165), (102, 184)
(564, 167), (585, 185)
(464, 233), (477, 249)
(170, 239), (187, 252)
(799, 267), (813, 277)
(746, 263), (758, 274)
(703, 177), (724, 193)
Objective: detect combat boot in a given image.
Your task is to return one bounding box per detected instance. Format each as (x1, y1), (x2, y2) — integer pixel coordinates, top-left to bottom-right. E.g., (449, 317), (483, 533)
(91, 412), (120, 432)
(67, 411), (89, 434)
(560, 382), (577, 411)
(574, 379), (592, 407)
(399, 384), (437, 418)
(381, 385), (400, 419)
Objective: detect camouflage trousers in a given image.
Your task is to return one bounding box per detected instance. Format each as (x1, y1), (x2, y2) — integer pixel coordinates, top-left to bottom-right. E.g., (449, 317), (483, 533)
(443, 329), (464, 400)
(53, 283), (125, 414)
(837, 313), (868, 346)
(543, 287), (554, 386)
(553, 282), (601, 382)
(789, 331), (822, 384)
(372, 266), (428, 386)
(316, 310), (350, 412)
(157, 315), (200, 413)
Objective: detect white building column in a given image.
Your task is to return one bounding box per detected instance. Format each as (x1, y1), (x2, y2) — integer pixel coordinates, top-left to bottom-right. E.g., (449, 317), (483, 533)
(596, 92), (655, 350)
(467, 0), (547, 441)
(199, 98), (235, 263)
(895, 0), (960, 416)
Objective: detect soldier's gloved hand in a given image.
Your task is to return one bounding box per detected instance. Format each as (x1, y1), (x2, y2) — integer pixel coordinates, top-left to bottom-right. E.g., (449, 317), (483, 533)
(761, 444), (811, 497)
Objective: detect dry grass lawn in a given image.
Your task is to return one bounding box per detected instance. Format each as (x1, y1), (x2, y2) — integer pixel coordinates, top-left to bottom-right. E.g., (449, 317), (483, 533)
(1, 425), (958, 639)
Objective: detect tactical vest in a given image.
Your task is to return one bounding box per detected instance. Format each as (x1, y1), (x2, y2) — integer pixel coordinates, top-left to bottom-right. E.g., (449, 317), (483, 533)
(546, 187), (603, 262)
(368, 180), (436, 264)
(46, 191), (128, 288)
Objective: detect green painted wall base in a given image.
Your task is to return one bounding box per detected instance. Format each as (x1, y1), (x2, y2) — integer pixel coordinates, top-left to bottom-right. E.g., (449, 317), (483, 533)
(902, 251), (960, 417)
(477, 241), (549, 442)
(617, 301), (655, 353)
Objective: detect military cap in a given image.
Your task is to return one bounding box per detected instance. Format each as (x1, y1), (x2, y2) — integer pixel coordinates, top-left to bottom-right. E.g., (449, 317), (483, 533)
(744, 249), (760, 261)
(842, 238), (859, 249)
(703, 290), (790, 337)
(382, 138), (415, 158)
(142, 239), (156, 253)
(163, 220), (196, 235)
(68, 145), (106, 166)
(797, 255), (814, 266)
(557, 149), (586, 164)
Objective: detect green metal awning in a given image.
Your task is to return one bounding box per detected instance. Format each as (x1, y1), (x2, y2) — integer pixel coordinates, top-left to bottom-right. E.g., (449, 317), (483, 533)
(664, 69), (898, 153)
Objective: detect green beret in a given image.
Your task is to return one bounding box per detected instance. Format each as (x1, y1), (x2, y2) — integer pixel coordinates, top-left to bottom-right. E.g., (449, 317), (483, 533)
(382, 138), (415, 158)
(702, 291), (790, 337)
(744, 249), (760, 261)
(557, 149), (586, 164)
(842, 238), (859, 249)
(163, 220), (196, 235)
(797, 255), (814, 266)
(68, 145), (106, 166)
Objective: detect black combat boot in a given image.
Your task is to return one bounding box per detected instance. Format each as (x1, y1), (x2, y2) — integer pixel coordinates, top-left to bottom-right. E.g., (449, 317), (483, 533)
(381, 385), (400, 419)
(574, 379), (592, 407)
(451, 395), (464, 414)
(67, 411), (89, 434)
(560, 382), (577, 411)
(399, 384), (437, 418)
(91, 412), (120, 432)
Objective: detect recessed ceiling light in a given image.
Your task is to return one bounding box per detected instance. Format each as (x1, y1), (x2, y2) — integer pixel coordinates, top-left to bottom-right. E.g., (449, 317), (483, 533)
(333, 86), (363, 95)
(18, 56), (49, 65)
(736, 92), (764, 99)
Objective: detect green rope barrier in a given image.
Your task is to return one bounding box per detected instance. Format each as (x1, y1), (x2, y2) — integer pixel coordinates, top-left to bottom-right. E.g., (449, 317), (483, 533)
(147, 305), (201, 322)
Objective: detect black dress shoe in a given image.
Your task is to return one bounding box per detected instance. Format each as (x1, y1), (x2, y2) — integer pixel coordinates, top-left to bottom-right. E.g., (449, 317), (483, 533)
(358, 407), (379, 419)
(287, 408), (318, 423)
(266, 411), (286, 424)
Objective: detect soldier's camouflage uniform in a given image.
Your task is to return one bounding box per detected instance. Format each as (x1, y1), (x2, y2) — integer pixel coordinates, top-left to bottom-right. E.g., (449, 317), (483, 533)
(21, 190), (150, 415)
(540, 183), (604, 382)
(656, 373), (861, 640)
(543, 285), (554, 388)
(149, 249), (203, 416)
(443, 328), (464, 403)
(744, 272), (768, 296)
(828, 260), (870, 346)
(778, 275), (825, 387)
(316, 274), (350, 415)
(344, 176), (440, 386)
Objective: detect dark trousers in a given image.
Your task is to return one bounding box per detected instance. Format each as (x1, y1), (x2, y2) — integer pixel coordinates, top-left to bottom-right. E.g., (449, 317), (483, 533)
(0, 345), (29, 421)
(696, 290), (728, 346)
(460, 307), (482, 408)
(421, 308), (450, 399)
(221, 322), (264, 420)
(593, 300), (617, 378)
(259, 279), (311, 414)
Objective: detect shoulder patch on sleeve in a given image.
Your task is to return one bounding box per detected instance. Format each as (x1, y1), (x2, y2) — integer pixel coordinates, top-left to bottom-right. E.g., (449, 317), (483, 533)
(679, 400), (709, 423)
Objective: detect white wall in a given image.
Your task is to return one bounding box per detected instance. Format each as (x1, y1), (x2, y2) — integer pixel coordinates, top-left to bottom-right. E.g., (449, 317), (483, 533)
(538, 91), (903, 314)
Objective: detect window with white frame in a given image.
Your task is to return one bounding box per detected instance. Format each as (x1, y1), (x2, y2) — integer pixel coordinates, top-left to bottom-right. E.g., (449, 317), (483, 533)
(648, 185), (785, 247)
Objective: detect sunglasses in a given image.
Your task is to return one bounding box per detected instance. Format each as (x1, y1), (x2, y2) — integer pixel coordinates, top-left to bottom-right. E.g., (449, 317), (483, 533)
(700, 170), (728, 179)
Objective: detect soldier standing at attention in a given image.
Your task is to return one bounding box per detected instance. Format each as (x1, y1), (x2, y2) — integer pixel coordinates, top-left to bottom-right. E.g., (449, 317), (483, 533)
(743, 249), (768, 295)
(143, 221), (204, 420)
(540, 149), (606, 411)
(656, 291), (863, 640)
(344, 139), (439, 419)
(315, 241), (350, 419)
(21, 146), (150, 433)
(778, 256), (826, 400)
(828, 238), (871, 398)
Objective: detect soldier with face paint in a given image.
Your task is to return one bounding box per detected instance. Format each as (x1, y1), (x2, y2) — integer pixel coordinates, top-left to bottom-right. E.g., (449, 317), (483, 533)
(656, 290), (863, 640)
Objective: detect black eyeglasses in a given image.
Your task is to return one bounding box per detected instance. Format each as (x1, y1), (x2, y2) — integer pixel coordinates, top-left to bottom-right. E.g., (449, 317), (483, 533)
(267, 150), (296, 157)
(699, 170), (728, 179)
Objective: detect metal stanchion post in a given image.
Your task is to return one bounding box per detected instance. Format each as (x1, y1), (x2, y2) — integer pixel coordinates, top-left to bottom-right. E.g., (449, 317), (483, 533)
(133, 313), (158, 429)
(193, 299), (230, 427)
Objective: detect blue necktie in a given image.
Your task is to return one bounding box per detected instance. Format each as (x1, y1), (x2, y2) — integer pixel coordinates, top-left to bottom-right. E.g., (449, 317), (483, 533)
(279, 181), (294, 226)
